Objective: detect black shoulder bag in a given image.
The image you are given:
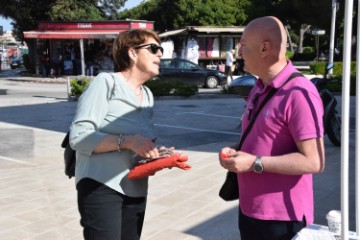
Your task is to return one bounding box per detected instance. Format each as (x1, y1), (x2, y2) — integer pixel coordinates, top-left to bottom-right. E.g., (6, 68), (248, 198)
(61, 74), (116, 179)
(219, 72), (303, 201)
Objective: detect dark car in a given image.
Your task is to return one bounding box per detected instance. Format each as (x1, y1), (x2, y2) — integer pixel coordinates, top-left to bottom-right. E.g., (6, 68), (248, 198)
(155, 58), (227, 88)
(10, 56), (23, 69)
(230, 73), (257, 99)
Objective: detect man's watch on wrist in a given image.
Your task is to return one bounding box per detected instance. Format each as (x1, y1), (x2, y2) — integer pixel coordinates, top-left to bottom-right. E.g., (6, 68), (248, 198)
(252, 156), (264, 173)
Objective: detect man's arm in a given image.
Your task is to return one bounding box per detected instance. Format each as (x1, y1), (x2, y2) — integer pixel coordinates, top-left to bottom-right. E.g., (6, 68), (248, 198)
(220, 137), (325, 175)
(259, 137), (325, 175)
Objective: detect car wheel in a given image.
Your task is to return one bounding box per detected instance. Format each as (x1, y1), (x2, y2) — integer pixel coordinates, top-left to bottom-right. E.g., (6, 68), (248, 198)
(10, 66), (15, 69)
(206, 76), (218, 88)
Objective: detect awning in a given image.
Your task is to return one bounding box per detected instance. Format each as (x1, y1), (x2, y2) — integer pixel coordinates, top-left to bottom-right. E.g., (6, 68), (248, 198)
(23, 29), (127, 39)
(24, 20), (154, 40)
(159, 26), (245, 38)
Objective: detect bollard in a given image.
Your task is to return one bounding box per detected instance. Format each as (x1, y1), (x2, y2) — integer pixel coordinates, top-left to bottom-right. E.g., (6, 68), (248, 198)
(66, 77), (71, 100)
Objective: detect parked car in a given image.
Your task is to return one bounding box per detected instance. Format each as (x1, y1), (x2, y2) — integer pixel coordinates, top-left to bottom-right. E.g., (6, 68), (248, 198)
(155, 58), (227, 88)
(230, 73), (257, 99)
(10, 56), (23, 69)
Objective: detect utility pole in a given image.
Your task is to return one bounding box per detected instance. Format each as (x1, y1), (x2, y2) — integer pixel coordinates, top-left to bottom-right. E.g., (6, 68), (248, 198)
(328, 0), (338, 74)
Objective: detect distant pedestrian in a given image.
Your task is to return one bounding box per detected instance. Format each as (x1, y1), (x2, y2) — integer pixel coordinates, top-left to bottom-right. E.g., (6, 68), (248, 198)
(0, 51), (2, 71)
(53, 48), (63, 76)
(40, 51), (49, 77)
(225, 49), (236, 81)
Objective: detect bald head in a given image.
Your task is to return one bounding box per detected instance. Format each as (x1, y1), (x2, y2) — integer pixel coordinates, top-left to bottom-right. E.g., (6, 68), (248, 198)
(246, 16), (287, 56)
(239, 16), (288, 82)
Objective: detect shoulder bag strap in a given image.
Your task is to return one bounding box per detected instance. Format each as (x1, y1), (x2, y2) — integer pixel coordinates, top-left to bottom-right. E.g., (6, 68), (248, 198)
(237, 72), (303, 150)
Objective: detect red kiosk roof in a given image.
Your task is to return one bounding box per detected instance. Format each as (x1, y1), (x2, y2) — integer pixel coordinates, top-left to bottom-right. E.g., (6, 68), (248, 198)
(24, 20), (154, 39)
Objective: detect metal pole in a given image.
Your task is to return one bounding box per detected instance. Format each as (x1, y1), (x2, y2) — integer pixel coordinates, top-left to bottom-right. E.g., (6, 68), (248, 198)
(341, 0), (353, 239)
(328, 0), (337, 74)
(80, 39), (85, 76)
(316, 34), (319, 61)
(67, 77), (71, 100)
(355, 0), (360, 235)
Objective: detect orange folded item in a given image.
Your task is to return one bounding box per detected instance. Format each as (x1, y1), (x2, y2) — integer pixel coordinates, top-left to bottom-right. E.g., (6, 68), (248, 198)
(128, 153), (191, 179)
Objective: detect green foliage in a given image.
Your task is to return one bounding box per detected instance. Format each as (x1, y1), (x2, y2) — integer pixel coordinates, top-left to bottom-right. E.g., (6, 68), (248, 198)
(0, 0), (106, 40)
(98, 0), (126, 20)
(0, 0), (56, 40)
(145, 79), (198, 97)
(49, 0), (104, 21)
(22, 54), (31, 70)
(309, 62), (326, 75)
(70, 77), (91, 97)
(246, 0), (331, 30)
(286, 51), (294, 60)
(292, 46), (315, 61)
(309, 61), (358, 95)
(309, 61), (357, 78)
(302, 46), (314, 53)
(118, 0), (250, 32)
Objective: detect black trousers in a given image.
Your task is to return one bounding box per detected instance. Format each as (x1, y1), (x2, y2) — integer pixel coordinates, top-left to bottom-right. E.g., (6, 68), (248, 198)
(238, 208), (306, 240)
(77, 178), (146, 240)
(225, 65), (233, 81)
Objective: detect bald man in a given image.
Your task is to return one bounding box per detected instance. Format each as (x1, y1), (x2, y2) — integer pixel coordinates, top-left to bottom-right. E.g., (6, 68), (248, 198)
(219, 16), (325, 239)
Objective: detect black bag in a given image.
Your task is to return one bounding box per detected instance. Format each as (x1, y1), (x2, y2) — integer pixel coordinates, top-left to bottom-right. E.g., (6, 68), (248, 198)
(61, 131), (76, 178)
(219, 72), (303, 201)
(219, 171), (239, 201)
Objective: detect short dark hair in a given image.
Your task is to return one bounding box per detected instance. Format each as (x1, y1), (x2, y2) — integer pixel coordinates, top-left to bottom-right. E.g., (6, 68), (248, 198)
(112, 29), (161, 72)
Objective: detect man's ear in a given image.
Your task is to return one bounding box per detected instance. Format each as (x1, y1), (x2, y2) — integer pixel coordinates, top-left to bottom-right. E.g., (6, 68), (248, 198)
(260, 41), (270, 56)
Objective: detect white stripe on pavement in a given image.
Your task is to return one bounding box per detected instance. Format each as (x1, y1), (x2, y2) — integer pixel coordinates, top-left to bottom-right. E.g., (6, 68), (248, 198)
(0, 156), (31, 165)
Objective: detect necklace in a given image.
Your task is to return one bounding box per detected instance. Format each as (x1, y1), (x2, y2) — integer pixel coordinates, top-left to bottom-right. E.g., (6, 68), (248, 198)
(119, 72), (142, 96)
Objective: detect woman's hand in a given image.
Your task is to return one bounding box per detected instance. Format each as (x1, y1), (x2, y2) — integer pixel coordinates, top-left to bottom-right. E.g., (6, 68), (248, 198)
(125, 135), (159, 159)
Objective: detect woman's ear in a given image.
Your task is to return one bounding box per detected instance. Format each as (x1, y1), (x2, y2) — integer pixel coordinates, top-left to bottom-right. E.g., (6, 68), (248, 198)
(128, 48), (137, 61)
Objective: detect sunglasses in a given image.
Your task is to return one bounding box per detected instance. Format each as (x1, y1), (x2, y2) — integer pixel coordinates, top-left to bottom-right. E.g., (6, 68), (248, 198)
(134, 43), (164, 55)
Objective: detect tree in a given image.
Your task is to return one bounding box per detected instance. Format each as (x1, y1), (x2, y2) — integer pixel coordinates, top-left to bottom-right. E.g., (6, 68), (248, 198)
(118, 0), (250, 32)
(0, 0), (108, 73)
(98, 0), (127, 20)
(50, 0), (105, 21)
(0, 0), (111, 41)
(245, 0), (333, 54)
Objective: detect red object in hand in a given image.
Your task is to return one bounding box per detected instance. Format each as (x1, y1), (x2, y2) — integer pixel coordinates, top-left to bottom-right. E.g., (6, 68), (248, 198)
(128, 153), (191, 179)
(220, 153), (229, 159)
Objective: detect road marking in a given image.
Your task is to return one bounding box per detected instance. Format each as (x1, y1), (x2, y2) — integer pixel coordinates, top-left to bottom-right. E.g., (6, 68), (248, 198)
(176, 112), (240, 119)
(0, 156), (31, 165)
(155, 123), (240, 135)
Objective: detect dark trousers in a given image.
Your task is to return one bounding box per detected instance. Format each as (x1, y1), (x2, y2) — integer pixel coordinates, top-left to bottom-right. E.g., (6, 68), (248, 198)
(238, 208), (306, 240)
(225, 65), (233, 81)
(77, 178), (147, 240)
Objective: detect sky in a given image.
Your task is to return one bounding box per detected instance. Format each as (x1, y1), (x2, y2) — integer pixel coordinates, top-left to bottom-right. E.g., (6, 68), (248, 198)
(0, 0), (143, 32)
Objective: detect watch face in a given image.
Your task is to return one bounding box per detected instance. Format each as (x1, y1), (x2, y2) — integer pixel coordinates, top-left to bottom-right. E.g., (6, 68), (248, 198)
(253, 157), (263, 173)
(253, 163), (263, 173)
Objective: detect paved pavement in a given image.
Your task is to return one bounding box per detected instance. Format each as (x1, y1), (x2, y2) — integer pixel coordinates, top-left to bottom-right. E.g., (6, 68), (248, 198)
(0, 71), (357, 240)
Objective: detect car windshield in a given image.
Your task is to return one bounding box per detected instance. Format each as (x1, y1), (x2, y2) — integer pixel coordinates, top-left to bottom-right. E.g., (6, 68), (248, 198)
(178, 61), (197, 69)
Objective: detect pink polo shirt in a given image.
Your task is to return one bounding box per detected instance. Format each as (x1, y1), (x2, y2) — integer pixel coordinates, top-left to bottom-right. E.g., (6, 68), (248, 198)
(239, 61), (324, 224)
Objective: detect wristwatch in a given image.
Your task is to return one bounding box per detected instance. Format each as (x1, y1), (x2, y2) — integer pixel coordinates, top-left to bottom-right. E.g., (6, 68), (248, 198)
(252, 156), (264, 173)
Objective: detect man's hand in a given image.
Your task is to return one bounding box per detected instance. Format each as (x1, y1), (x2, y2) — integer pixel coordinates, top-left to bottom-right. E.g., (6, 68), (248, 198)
(219, 147), (255, 173)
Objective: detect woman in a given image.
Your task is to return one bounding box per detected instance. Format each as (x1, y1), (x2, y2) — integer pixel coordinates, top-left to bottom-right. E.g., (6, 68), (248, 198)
(69, 29), (164, 240)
